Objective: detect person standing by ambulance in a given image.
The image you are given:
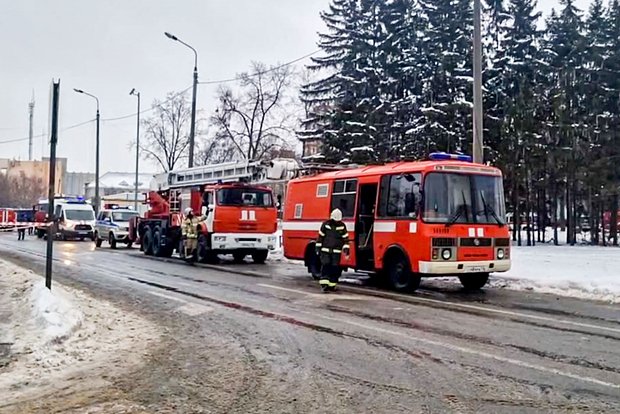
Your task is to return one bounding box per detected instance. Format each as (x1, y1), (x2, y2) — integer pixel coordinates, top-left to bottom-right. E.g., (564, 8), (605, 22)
(316, 208), (350, 292)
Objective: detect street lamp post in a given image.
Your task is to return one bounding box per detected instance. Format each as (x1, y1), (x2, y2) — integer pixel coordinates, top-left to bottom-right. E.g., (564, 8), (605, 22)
(130, 88), (141, 211)
(74, 88), (100, 214)
(165, 31), (198, 168)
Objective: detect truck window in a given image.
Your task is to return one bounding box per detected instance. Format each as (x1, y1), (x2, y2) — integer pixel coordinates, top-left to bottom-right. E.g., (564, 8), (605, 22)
(217, 188), (273, 207)
(330, 179), (357, 218)
(378, 173), (422, 218)
(65, 209), (95, 221)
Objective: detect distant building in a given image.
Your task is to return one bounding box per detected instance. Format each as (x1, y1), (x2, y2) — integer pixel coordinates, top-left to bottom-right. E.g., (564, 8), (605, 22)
(64, 172), (96, 197)
(85, 172), (153, 204)
(0, 157), (67, 196)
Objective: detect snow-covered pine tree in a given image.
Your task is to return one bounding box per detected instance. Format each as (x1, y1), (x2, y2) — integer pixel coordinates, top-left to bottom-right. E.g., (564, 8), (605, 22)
(301, 0), (395, 164)
(417, 0), (474, 155)
(495, 0), (543, 245)
(543, 0), (586, 245)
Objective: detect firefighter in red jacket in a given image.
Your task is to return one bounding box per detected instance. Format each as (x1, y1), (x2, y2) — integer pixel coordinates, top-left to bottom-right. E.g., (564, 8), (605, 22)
(316, 208), (350, 292)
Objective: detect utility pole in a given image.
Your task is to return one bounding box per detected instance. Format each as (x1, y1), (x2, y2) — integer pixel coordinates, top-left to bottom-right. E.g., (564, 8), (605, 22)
(130, 89), (141, 211)
(45, 80), (60, 291)
(473, 0), (484, 164)
(74, 88), (101, 214)
(28, 92), (35, 161)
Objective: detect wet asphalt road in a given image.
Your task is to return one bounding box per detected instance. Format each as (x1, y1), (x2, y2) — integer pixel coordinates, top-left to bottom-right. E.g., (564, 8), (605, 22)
(1, 233), (619, 413)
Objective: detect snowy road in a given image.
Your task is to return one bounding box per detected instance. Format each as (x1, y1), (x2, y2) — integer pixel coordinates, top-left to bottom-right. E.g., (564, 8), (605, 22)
(1, 233), (619, 413)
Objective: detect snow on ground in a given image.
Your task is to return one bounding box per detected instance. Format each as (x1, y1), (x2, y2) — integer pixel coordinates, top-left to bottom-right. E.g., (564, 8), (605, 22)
(493, 244), (620, 303)
(0, 259), (160, 408)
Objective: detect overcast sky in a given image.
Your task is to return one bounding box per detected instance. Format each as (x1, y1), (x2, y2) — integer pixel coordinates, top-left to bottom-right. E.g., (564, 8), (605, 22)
(0, 0), (591, 174)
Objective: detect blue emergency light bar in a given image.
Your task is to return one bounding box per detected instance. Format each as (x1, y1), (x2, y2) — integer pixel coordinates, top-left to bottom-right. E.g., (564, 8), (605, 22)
(429, 152), (473, 163)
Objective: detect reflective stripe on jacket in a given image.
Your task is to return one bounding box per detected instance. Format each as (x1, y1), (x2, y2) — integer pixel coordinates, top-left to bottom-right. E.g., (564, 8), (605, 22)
(181, 215), (205, 239)
(316, 219), (349, 254)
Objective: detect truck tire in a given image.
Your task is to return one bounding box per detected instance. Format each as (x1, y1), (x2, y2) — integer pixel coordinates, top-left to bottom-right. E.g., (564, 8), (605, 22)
(197, 234), (217, 264)
(152, 226), (163, 257)
(305, 244), (321, 280)
(143, 228), (154, 256)
(94, 231), (103, 248)
(385, 251), (420, 292)
(459, 273), (489, 290)
(109, 232), (117, 249)
(251, 250), (269, 264)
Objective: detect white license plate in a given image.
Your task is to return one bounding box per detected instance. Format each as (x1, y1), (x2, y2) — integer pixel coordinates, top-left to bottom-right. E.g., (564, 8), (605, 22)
(466, 266), (485, 273)
(241, 243), (254, 247)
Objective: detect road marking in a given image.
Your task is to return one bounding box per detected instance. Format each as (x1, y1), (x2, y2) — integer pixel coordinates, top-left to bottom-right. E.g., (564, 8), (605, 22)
(177, 303), (214, 316)
(258, 284), (326, 298)
(148, 290), (188, 303)
(295, 310), (620, 391)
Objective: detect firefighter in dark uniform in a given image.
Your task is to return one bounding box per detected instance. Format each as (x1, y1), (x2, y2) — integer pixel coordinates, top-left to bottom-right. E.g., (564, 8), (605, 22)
(316, 208), (350, 292)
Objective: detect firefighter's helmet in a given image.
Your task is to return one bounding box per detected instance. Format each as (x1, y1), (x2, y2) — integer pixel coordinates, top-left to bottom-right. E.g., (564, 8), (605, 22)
(330, 208), (342, 221)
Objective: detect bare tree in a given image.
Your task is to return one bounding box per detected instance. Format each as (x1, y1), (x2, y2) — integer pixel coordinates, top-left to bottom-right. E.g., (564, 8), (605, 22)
(141, 92), (193, 172)
(0, 172), (45, 207)
(196, 131), (237, 165)
(210, 61), (298, 162)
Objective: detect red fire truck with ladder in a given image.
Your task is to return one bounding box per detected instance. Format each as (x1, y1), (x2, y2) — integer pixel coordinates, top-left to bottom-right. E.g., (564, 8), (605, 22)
(132, 159), (296, 264)
(282, 153), (511, 291)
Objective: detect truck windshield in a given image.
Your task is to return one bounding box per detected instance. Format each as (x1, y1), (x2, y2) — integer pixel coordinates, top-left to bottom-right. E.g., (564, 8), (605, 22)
(217, 188), (273, 207)
(112, 211), (139, 221)
(65, 209), (95, 221)
(423, 173), (505, 225)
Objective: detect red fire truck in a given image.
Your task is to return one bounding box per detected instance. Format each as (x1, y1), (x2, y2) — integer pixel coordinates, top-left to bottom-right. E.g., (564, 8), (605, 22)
(133, 159), (295, 263)
(0, 208), (16, 230)
(282, 153), (511, 291)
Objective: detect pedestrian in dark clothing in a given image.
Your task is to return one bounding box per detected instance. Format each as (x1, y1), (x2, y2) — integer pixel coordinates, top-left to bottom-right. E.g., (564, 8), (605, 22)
(17, 227), (25, 241)
(316, 208), (350, 292)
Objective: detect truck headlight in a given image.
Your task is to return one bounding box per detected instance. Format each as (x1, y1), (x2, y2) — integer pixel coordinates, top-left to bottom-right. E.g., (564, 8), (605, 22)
(497, 248), (505, 260)
(441, 248), (452, 260)
(214, 236), (226, 242)
(267, 236), (277, 243)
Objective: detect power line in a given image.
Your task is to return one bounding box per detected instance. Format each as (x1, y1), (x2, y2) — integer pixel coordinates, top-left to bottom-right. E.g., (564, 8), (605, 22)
(1, 50), (319, 143)
(0, 118), (95, 145)
(198, 50), (319, 85)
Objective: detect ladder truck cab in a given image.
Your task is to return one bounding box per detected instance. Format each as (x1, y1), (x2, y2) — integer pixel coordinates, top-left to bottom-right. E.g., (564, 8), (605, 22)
(136, 159), (295, 264)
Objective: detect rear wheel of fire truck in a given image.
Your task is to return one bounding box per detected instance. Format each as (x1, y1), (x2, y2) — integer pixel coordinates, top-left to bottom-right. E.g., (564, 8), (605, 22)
(152, 226), (163, 257)
(251, 250), (268, 264)
(94, 231), (103, 248)
(109, 232), (117, 249)
(459, 273), (489, 290)
(233, 252), (246, 263)
(142, 228), (154, 256)
(304, 244), (322, 280)
(385, 250), (420, 292)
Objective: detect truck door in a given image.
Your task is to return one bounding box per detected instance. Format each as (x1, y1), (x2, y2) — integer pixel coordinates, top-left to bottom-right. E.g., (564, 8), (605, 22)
(355, 183), (377, 271)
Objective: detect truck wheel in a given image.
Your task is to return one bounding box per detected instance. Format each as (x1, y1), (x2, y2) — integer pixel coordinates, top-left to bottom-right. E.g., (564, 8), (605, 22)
(251, 250), (269, 264)
(305, 245), (322, 280)
(197, 234), (216, 264)
(94, 232), (103, 248)
(143, 228), (154, 256)
(233, 252), (246, 263)
(109, 233), (117, 249)
(36, 229), (44, 239)
(152, 227), (163, 257)
(386, 251), (420, 292)
(459, 273), (489, 290)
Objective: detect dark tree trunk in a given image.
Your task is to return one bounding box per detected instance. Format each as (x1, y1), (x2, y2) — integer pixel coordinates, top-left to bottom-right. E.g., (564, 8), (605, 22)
(612, 193), (618, 247)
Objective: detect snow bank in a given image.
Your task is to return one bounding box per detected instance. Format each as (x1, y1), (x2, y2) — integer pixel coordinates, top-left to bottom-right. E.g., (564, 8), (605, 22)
(495, 245), (620, 303)
(30, 281), (83, 343)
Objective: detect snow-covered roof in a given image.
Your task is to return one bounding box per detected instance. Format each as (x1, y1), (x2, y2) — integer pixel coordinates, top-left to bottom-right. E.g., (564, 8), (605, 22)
(86, 172), (154, 190)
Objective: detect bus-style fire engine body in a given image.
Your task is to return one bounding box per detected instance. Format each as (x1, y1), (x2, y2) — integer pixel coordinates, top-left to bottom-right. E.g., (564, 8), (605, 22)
(282, 155), (511, 291)
(135, 160), (284, 264)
